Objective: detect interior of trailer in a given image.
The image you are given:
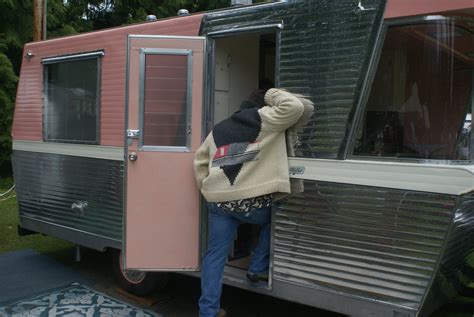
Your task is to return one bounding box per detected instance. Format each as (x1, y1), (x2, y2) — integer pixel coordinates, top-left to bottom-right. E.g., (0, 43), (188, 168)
(353, 17), (473, 161)
(212, 32), (276, 284)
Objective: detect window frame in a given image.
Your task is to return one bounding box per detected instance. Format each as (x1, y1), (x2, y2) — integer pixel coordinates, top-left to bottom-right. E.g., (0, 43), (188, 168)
(42, 51), (103, 145)
(347, 16), (474, 165)
(138, 48), (193, 152)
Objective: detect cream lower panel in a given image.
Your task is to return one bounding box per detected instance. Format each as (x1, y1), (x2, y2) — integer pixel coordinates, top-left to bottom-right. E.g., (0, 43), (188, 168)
(13, 140), (124, 161)
(288, 158), (474, 196)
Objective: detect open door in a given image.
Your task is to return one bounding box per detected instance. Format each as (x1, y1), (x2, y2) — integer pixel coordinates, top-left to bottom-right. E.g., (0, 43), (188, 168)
(124, 35), (205, 270)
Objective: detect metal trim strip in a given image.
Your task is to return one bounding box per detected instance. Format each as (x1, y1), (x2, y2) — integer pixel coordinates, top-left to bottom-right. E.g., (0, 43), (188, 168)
(342, 22), (388, 159)
(13, 141), (123, 161)
(20, 216), (121, 251)
(123, 34), (132, 273)
(128, 35), (205, 40)
(42, 50), (105, 64)
(470, 67), (474, 161)
(288, 158), (474, 195)
(43, 54), (102, 145)
(207, 23), (284, 37)
(141, 146), (190, 153)
(138, 48), (193, 152)
(270, 279), (417, 317)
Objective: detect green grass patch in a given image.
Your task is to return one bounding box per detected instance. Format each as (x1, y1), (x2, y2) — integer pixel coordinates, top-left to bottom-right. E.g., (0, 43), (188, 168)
(0, 177), (74, 260)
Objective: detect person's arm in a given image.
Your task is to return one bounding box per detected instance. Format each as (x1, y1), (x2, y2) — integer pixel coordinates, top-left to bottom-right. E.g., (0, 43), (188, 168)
(193, 135), (211, 190)
(259, 88), (305, 132)
(292, 94), (315, 128)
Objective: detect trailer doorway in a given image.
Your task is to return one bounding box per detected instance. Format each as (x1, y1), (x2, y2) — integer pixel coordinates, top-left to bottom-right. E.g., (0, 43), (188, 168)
(212, 32), (277, 123)
(210, 31), (278, 287)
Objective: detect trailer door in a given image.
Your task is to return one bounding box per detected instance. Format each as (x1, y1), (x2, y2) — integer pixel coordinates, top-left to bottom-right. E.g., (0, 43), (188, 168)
(124, 35), (205, 271)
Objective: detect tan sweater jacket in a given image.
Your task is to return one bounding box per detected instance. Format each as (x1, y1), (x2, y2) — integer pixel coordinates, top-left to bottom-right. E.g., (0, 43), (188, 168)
(194, 88), (314, 202)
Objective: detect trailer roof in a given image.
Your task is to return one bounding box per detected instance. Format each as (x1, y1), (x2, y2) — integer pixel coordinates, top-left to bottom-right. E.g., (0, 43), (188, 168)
(24, 1), (278, 46)
(25, 12), (204, 47)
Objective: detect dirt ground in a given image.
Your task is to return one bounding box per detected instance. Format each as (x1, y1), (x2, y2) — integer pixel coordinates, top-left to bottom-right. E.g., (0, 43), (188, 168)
(61, 247), (342, 317)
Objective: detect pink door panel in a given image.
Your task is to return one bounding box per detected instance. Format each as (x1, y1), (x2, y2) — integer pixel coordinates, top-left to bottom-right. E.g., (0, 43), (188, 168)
(125, 36), (205, 270)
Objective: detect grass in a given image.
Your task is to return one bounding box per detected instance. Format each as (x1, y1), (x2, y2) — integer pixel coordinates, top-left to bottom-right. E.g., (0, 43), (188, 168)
(0, 177), (74, 260)
(1, 176), (474, 315)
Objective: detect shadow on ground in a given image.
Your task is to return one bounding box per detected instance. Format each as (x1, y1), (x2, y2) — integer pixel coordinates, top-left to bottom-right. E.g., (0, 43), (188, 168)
(34, 246), (474, 317)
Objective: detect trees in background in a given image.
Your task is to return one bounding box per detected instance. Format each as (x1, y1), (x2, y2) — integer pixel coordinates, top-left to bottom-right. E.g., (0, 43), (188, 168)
(0, 0), (31, 175)
(63, 0), (232, 30)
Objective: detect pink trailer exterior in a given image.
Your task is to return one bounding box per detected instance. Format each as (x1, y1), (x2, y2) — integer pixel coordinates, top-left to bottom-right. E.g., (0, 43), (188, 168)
(385, 0), (474, 19)
(12, 14), (203, 145)
(11, 12), (205, 298)
(11, 1), (474, 316)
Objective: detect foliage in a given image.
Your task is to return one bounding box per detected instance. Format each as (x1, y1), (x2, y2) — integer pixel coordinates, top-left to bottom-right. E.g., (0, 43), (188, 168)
(0, 1), (28, 175)
(0, 54), (17, 175)
(62, 0), (234, 30)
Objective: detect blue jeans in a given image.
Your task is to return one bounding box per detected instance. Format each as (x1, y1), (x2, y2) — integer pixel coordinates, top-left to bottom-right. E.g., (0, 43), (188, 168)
(199, 203), (272, 317)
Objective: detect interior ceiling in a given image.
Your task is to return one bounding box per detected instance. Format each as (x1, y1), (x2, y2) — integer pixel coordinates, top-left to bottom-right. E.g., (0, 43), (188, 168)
(385, 17), (474, 66)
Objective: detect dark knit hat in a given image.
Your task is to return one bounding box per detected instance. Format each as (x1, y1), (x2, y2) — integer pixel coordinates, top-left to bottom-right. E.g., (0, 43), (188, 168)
(239, 89), (267, 110)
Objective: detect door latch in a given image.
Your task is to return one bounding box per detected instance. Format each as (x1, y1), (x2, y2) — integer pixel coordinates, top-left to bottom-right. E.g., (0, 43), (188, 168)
(127, 129), (140, 139)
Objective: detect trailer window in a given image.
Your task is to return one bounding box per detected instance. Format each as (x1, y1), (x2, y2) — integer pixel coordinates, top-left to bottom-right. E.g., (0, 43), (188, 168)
(140, 51), (190, 149)
(44, 56), (100, 144)
(353, 18), (473, 161)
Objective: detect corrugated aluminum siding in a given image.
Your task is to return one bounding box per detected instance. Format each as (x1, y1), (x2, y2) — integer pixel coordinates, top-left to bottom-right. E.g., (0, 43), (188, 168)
(12, 14), (202, 146)
(420, 192), (474, 315)
(13, 151), (123, 241)
(274, 181), (456, 309)
(202, 0), (385, 158)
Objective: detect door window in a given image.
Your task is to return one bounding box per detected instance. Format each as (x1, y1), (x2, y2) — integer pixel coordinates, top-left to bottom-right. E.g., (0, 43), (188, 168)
(353, 18), (473, 161)
(140, 49), (191, 150)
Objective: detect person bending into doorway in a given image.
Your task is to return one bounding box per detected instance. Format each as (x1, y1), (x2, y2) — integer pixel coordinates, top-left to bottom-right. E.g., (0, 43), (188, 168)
(194, 88), (314, 317)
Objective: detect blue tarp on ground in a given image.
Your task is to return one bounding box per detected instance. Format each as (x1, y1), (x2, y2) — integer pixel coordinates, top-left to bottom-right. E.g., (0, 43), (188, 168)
(0, 249), (92, 303)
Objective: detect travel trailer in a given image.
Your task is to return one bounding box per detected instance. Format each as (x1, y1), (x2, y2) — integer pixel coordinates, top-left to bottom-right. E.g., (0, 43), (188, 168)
(11, 0), (474, 316)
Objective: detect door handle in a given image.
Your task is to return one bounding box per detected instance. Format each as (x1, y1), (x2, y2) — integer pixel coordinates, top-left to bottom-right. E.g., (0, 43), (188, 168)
(129, 152), (138, 161)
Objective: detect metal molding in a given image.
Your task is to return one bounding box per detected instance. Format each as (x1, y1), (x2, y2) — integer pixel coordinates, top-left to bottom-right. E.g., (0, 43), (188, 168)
(206, 22), (284, 37)
(20, 217), (121, 251)
(288, 157), (474, 196)
(138, 48), (193, 152)
(42, 50), (105, 64)
(12, 141), (123, 161)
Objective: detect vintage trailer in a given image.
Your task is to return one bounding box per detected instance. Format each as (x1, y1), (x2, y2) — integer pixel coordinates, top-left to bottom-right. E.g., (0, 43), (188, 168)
(11, 0), (474, 316)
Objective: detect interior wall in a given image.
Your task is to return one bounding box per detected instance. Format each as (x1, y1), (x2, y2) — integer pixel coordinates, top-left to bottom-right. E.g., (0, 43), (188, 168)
(214, 35), (260, 123)
(402, 36), (471, 158)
